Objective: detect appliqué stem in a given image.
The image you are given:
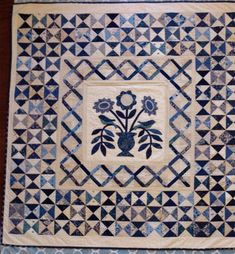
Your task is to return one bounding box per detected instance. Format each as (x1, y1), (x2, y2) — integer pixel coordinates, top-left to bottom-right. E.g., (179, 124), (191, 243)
(129, 108), (144, 132)
(110, 110), (126, 131)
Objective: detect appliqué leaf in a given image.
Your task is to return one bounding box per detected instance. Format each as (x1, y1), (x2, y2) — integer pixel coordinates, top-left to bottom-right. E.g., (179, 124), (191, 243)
(138, 143), (149, 151)
(104, 129), (114, 137)
(128, 109), (136, 118)
(91, 136), (100, 144)
(152, 143), (162, 149)
(138, 135), (148, 143)
(99, 115), (115, 124)
(116, 110), (126, 119)
(146, 146), (152, 159)
(138, 129), (145, 137)
(104, 142), (115, 149)
(103, 135), (114, 142)
(148, 129), (162, 135)
(101, 144), (107, 156)
(152, 135), (163, 142)
(91, 143), (100, 155)
(92, 129), (102, 135)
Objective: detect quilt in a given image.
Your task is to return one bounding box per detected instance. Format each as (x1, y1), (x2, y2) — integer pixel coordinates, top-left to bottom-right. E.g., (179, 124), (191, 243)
(2, 0), (235, 249)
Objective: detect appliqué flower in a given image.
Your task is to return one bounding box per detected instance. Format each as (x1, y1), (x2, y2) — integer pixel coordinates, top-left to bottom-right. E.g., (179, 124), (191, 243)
(92, 91), (162, 159)
(116, 90), (137, 110)
(141, 96), (158, 115)
(93, 98), (115, 113)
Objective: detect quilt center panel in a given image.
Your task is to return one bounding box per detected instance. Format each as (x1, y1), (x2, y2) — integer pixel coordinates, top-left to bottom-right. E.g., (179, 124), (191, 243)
(85, 82), (167, 162)
(57, 57), (195, 190)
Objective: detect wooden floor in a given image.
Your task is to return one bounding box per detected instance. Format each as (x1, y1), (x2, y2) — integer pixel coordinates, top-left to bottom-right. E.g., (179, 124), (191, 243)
(0, 0), (13, 221)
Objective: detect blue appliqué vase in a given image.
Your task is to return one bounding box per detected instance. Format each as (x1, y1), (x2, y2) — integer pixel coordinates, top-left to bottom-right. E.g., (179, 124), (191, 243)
(117, 132), (136, 157)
